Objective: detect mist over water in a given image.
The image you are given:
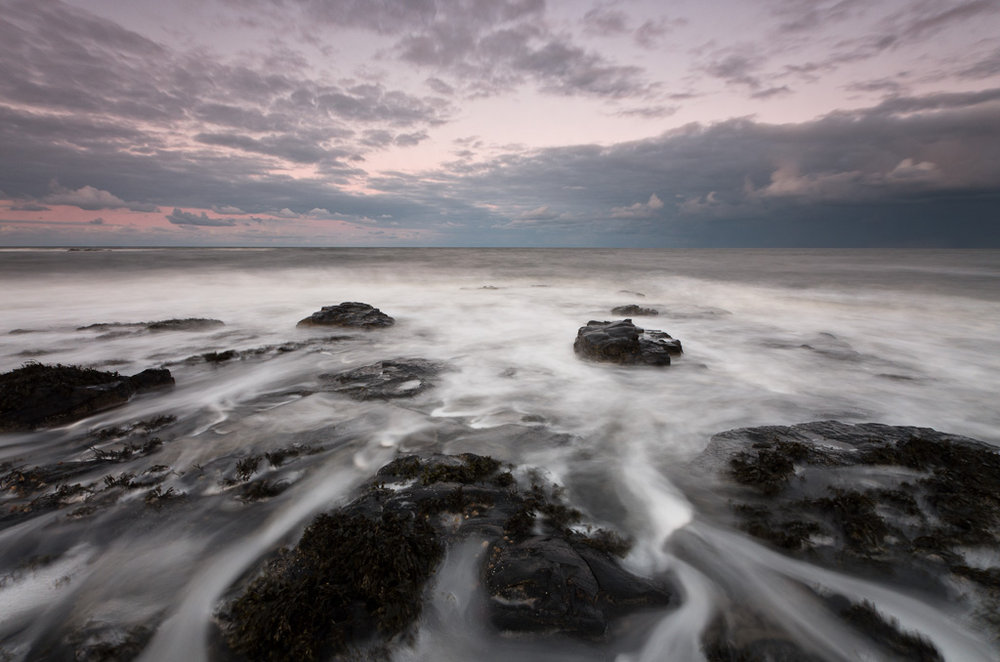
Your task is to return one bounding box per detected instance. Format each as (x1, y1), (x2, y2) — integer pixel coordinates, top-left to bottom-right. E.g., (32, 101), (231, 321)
(1, 248), (999, 660)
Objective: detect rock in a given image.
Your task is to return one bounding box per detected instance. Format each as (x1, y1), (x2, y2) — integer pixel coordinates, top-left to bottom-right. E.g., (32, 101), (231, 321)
(574, 319), (682, 366)
(688, 420), (1000, 643)
(77, 318), (224, 333)
(221, 454), (673, 660)
(320, 359), (440, 400)
(611, 304), (659, 316)
(145, 318), (224, 332)
(0, 364), (174, 431)
(296, 301), (395, 329)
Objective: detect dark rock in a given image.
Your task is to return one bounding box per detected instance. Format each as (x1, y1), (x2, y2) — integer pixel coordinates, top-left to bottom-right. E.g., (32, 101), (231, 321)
(127, 368), (174, 391)
(574, 319), (682, 366)
(296, 302), (394, 329)
(611, 304), (659, 316)
(145, 318), (224, 332)
(688, 420), (1000, 642)
(220, 454), (673, 660)
(78, 318), (224, 333)
(0, 363), (173, 431)
(320, 359), (440, 400)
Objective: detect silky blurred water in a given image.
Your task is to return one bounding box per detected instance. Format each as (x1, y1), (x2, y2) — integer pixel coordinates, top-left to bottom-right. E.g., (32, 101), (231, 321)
(1, 248), (998, 660)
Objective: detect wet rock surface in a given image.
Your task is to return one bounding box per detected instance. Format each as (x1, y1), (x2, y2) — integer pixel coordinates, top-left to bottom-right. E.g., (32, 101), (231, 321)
(689, 420), (1000, 645)
(611, 304), (659, 316)
(574, 319), (682, 366)
(296, 301), (395, 329)
(320, 359), (440, 400)
(220, 453), (673, 661)
(78, 318), (224, 335)
(0, 364), (174, 431)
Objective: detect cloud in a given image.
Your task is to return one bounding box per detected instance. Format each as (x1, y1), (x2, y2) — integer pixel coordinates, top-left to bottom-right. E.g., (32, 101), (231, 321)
(518, 205), (561, 221)
(610, 193), (664, 218)
(583, 6), (629, 36)
(89, 217), (105, 225)
(165, 208), (238, 227)
(615, 105), (678, 119)
(272, 208), (300, 218)
(9, 202), (51, 211)
(44, 184), (128, 210)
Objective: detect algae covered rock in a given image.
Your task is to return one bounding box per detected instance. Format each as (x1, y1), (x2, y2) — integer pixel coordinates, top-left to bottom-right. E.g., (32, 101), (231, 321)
(0, 363), (174, 431)
(296, 302), (394, 329)
(574, 319), (681, 366)
(689, 420), (1000, 644)
(220, 453), (674, 661)
(320, 359), (440, 400)
(611, 304), (659, 316)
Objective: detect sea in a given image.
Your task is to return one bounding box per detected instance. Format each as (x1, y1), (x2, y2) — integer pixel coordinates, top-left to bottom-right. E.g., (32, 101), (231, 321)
(1, 247), (999, 661)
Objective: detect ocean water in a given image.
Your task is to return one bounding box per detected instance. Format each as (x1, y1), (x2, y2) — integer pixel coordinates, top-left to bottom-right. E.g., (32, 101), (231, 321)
(0, 247), (998, 660)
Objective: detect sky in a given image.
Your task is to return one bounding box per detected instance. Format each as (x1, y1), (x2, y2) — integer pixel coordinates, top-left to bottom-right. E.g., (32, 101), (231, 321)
(1, 0), (999, 247)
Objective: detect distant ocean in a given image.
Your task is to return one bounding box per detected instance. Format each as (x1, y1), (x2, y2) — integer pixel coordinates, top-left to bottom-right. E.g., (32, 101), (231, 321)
(1, 247), (999, 660)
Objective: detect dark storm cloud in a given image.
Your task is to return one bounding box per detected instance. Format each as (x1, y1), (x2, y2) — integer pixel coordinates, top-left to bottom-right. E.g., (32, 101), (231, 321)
(370, 91), (1000, 245)
(166, 209), (238, 227)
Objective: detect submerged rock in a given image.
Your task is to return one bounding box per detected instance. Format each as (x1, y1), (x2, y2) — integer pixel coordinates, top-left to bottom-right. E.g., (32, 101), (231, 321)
(574, 319), (682, 366)
(296, 302), (394, 329)
(320, 359), (440, 400)
(689, 420), (1000, 644)
(611, 304), (659, 316)
(220, 453), (673, 661)
(0, 363), (173, 431)
(78, 318), (224, 333)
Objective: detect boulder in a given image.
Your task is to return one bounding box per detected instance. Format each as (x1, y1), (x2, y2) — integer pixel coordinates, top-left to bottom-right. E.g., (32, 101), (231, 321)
(0, 364), (174, 431)
(574, 319), (681, 366)
(320, 359), (440, 400)
(296, 302), (395, 329)
(221, 453), (673, 661)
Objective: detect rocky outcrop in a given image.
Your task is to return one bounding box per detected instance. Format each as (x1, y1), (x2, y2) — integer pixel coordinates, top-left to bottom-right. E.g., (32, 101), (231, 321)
(574, 319), (682, 366)
(296, 302), (395, 329)
(0, 364), (174, 431)
(611, 304), (659, 316)
(320, 359), (440, 400)
(220, 453), (673, 661)
(688, 420), (1000, 648)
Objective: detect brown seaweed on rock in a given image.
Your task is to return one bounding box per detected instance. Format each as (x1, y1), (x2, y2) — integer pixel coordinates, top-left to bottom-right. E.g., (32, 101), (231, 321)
(219, 453), (674, 661)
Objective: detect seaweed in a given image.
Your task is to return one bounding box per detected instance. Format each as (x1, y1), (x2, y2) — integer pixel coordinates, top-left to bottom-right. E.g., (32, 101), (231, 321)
(837, 600), (942, 661)
(729, 441), (809, 496)
(234, 456), (262, 482)
(239, 479), (290, 502)
(91, 438), (163, 463)
(806, 489), (887, 554)
(224, 510), (443, 662)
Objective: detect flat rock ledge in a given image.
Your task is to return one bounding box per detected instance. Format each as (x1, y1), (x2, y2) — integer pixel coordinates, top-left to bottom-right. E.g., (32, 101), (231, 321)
(219, 453), (674, 661)
(574, 319), (682, 366)
(0, 363), (174, 431)
(296, 301), (395, 329)
(320, 359), (440, 400)
(688, 420), (1000, 659)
